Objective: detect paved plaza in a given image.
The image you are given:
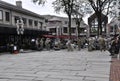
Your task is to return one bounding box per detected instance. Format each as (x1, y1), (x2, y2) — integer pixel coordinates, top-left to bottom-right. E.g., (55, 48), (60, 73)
(0, 49), (111, 81)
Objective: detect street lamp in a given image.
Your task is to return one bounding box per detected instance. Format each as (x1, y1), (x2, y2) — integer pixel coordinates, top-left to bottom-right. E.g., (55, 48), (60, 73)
(16, 18), (24, 51)
(84, 29), (87, 37)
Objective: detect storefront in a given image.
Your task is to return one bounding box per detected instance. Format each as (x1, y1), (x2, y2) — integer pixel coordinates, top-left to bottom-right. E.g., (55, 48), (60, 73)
(0, 24), (49, 52)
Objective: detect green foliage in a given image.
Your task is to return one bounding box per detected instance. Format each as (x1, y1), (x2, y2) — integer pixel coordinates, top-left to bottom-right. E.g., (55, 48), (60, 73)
(32, 0), (46, 5)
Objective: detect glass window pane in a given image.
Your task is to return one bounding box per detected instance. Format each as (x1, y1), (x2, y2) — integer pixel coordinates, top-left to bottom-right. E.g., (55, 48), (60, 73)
(0, 10), (3, 20)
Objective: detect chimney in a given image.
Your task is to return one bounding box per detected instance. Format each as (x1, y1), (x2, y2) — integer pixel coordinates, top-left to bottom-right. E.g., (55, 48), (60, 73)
(16, 1), (22, 8)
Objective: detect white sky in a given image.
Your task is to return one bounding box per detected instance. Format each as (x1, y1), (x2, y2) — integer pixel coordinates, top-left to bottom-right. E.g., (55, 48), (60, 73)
(2, 0), (67, 17)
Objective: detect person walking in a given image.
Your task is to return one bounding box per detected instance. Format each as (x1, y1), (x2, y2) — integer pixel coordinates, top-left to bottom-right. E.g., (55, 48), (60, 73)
(45, 38), (51, 50)
(110, 36), (120, 57)
(77, 37), (81, 51)
(40, 38), (44, 50)
(66, 39), (73, 51)
(98, 36), (106, 51)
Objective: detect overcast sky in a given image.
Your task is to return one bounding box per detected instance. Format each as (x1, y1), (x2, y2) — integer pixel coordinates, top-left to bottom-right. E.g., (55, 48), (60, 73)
(2, 0), (67, 17)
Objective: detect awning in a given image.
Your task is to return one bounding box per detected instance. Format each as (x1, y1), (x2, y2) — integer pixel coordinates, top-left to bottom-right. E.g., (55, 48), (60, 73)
(43, 35), (77, 39)
(0, 24), (49, 36)
(43, 35), (56, 38)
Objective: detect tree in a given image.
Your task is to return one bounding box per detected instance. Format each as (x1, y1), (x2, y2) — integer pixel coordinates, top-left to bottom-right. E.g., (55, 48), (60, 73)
(32, 0), (46, 5)
(72, 1), (91, 37)
(52, 0), (79, 38)
(33, 0), (78, 38)
(87, 0), (113, 36)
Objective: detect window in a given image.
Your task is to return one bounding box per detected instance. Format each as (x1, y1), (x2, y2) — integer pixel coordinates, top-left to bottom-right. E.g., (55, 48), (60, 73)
(64, 21), (68, 24)
(14, 16), (19, 24)
(34, 21), (38, 26)
(110, 26), (114, 32)
(39, 22), (43, 30)
(29, 19), (33, 26)
(50, 28), (56, 33)
(5, 12), (10, 22)
(63, 27), (67, 33)
(71, 28), (76, 33)
(0, 10), (3, 20)
(119, 12), (120, 16)
(22, 17), (26, 25)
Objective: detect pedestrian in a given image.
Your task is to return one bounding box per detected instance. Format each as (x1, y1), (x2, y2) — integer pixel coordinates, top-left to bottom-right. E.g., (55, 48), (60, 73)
(98, 35), (106, 51)
(110, 36), (120, 56)
(40, 38), (44, 50)
(77, 37), (81, 51)
(88, 37), (94, 51)
(66, 39), (73, 51)
(45, 38), (51, 50)
(117, 36), (120, 59)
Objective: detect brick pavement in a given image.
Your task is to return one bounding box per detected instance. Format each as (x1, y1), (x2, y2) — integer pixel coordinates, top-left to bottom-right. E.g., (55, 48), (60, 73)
(110, 58), (120, 81)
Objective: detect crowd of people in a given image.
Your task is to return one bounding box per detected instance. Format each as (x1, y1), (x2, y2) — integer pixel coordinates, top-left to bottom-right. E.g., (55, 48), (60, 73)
(9, 35), (118, 57)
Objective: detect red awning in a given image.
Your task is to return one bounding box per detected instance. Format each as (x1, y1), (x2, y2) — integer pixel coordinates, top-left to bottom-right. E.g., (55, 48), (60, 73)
(43, 35), (55, 38)
(43, 35), (77, 39)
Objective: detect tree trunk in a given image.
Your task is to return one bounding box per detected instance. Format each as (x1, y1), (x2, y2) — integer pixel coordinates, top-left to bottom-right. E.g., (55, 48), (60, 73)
(77, 22), (80, 37)
(68, 14), (71, 38)
(97, 12), (102, 36)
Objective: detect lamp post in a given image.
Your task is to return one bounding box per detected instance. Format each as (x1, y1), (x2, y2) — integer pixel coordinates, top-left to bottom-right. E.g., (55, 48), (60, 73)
(16, 18), (24, 52)
(84, 29), (87, 37)
(114, 24), (117, 36)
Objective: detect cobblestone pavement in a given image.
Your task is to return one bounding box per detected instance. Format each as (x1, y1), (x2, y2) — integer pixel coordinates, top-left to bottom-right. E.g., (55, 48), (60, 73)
(110, 58), (120, 81)
(0, 49), (111, 81)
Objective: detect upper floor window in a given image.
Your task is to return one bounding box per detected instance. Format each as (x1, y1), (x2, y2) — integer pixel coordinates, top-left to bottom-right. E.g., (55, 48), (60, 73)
(39, 22), (43, 30)
(63, 27), (67, 33)
(14, 16), (19, 24)
(71, 28), (76, 33)
(29, 19), (33, 26)
(0, 10), (3, 20)
(64, 21), (68, 24)
(5, 12), (10, 22)
(22, 17), (26, 25)
(50, 28), (56, 33)
(34, 21), (38, 26)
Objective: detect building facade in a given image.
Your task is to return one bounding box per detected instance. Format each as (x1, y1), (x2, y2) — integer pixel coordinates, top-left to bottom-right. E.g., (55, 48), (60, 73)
(113, 0), (120, 17)
(0, 1), (48, 52)
(88, 13), (108, 37)
(43, 15), (88, 38)
(107, 0), (120, 37)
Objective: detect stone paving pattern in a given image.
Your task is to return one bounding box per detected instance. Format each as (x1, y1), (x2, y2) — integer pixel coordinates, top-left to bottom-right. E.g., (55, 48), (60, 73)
(0, 49), (111, 81)
(110, 58), (120, 81)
